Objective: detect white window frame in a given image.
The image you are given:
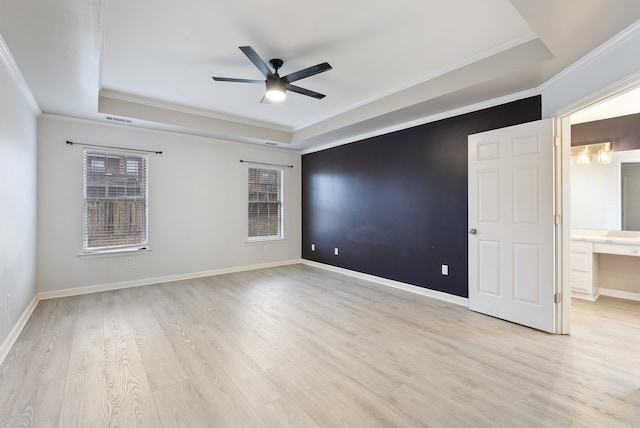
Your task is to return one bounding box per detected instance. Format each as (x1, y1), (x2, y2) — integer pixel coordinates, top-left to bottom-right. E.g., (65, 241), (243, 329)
(247, 165), (284, 241)
(83, 149), (149, 253)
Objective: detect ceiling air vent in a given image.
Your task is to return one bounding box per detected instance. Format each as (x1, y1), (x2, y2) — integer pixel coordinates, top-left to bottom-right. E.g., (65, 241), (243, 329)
(106, 116), (132, 124)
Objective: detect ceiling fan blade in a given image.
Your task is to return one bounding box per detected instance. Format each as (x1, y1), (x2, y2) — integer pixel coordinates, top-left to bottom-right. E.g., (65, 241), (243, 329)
(239, 46), (273, 78)
(283, 62), (332, 83)
(286, 83), (326, 99)
(211, 77), (264, 84)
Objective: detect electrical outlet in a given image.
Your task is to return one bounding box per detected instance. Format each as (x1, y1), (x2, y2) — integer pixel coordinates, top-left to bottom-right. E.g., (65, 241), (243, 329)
(311, 243), (315, 251)
(334, 247), (339, 256)
(125, 257), (132, 266)
(441, 265), (449, 275)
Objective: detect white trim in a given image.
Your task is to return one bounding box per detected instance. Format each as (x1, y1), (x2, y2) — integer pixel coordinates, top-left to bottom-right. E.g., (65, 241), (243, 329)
(301, 88), (539, 155)
(245, 238), (287, 245)
(301, 259), (468, 307)
(551, 70), (640, 119)
(559, 117), (572, 334)
(540, 19), (640, 94)
(0, 34), (41, 115)
(78, 247), (152, 259)
(0, 296), (38, 365)
(599, 287), (640, 302)
(571, 290), (599, 302)
(38, 259), (301, 300)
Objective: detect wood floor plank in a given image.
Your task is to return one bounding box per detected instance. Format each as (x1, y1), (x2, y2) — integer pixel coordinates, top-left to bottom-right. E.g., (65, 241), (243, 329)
(267, 361), (368, 427)
(17, 299), (62, 341)
(0, 339), (39, 426)
(120, 287), (189, 392)
(256, 394), (322, 428)
(149, 284), (284, 409)
(279, 331), (403, 397)
(4, 375), (65, 428)
(148, 288), (269, 427)
(102, 331), (162, 427)
(152, 380), (217, 428)
(1, 264), (639, 427)
(58, 293), (110, 427)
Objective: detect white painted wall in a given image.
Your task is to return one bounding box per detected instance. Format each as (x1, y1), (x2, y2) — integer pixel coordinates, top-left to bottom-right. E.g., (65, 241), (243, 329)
(37, 115), (301, 293)
(0, 48), (38, 345)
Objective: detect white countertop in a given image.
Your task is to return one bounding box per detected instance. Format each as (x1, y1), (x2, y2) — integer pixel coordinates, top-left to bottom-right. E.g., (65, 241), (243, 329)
(572, 229), (640, 245)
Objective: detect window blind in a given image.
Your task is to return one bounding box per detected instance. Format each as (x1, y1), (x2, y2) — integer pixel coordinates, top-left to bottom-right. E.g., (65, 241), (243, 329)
(248, 167), (283, 239)
(83, 150), (148, 250)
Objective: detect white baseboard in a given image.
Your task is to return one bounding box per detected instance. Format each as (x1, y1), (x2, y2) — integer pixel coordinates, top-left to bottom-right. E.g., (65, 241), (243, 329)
(38, 259), (302, 300)
(0, 295), (38, 365)
(599, 287), (640, 302)
(571, 290), (599, 301)
(301, 259), (468, 307)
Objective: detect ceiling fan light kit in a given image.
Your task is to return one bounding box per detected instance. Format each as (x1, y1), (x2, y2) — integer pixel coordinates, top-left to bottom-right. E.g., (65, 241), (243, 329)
(212, 46), (332, 103)
(265, 87), (286, 101)
(265, 68), (287, 101)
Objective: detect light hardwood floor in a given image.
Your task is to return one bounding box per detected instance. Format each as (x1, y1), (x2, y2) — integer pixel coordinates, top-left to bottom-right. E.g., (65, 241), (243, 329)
(1, 264), (639, 427)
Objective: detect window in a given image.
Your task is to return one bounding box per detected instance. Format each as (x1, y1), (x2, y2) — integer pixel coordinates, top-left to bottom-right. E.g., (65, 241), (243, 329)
(248, 166), (283, 239)
(83, 150), (148, 251)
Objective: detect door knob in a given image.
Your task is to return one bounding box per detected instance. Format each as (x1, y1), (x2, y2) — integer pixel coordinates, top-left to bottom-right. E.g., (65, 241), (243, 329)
(469, 228), (477, 235)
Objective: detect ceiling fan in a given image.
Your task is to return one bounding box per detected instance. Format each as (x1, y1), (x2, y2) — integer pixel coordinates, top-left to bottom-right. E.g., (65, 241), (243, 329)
(212, 46), (332, 103)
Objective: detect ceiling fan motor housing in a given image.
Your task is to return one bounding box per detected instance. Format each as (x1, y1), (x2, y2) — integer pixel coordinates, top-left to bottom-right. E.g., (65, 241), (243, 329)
(269, 58), (284, 71)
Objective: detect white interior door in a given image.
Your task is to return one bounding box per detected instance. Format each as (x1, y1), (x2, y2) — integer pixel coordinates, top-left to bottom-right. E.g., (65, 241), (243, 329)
(468, 119), (556, 333)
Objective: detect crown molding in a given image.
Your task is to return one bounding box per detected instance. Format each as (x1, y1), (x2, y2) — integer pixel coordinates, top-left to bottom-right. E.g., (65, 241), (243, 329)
(0, 34), (41, 115)
(301, 88), (539, 155)
(539, 19), (640, 94)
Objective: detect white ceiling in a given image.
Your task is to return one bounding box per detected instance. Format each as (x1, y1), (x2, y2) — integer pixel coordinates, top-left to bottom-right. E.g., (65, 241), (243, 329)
(2, 0), (640, 151)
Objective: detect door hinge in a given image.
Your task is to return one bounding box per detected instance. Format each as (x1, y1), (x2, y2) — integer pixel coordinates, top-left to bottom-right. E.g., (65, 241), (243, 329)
(554, 214), (561, 225)
(554, 136), (561, 148)
(554, 293), (562, 304)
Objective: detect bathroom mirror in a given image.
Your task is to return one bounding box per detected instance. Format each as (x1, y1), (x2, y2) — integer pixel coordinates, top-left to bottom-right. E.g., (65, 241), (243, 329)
(621, 162), (640, 230)
(571, 149), (640, 230)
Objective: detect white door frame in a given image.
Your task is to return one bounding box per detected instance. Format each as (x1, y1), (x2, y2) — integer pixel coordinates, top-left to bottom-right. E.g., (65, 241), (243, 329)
(556, 73), (640, 334)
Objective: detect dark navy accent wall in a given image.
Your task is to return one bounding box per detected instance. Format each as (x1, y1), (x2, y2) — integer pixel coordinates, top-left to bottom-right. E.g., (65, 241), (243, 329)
(302, 96), (542, 298)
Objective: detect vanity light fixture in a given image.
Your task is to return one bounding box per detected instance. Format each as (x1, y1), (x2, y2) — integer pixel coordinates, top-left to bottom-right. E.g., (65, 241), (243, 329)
(571, 142), (611, 166)
(577, 148), (592, 165)
(597, 147), (612, 164)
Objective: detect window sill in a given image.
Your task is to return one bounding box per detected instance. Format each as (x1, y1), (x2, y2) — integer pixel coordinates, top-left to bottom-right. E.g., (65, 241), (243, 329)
(78, 246), (152, 259)
(245, 237), (286, 245)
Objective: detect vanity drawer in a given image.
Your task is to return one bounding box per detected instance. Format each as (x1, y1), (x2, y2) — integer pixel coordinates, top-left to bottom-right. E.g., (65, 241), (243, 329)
(570, 271), (591, 292)
(592, 243), (640, 257)
(571, 240), (591, 253)
(570, 252), (590, 272)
